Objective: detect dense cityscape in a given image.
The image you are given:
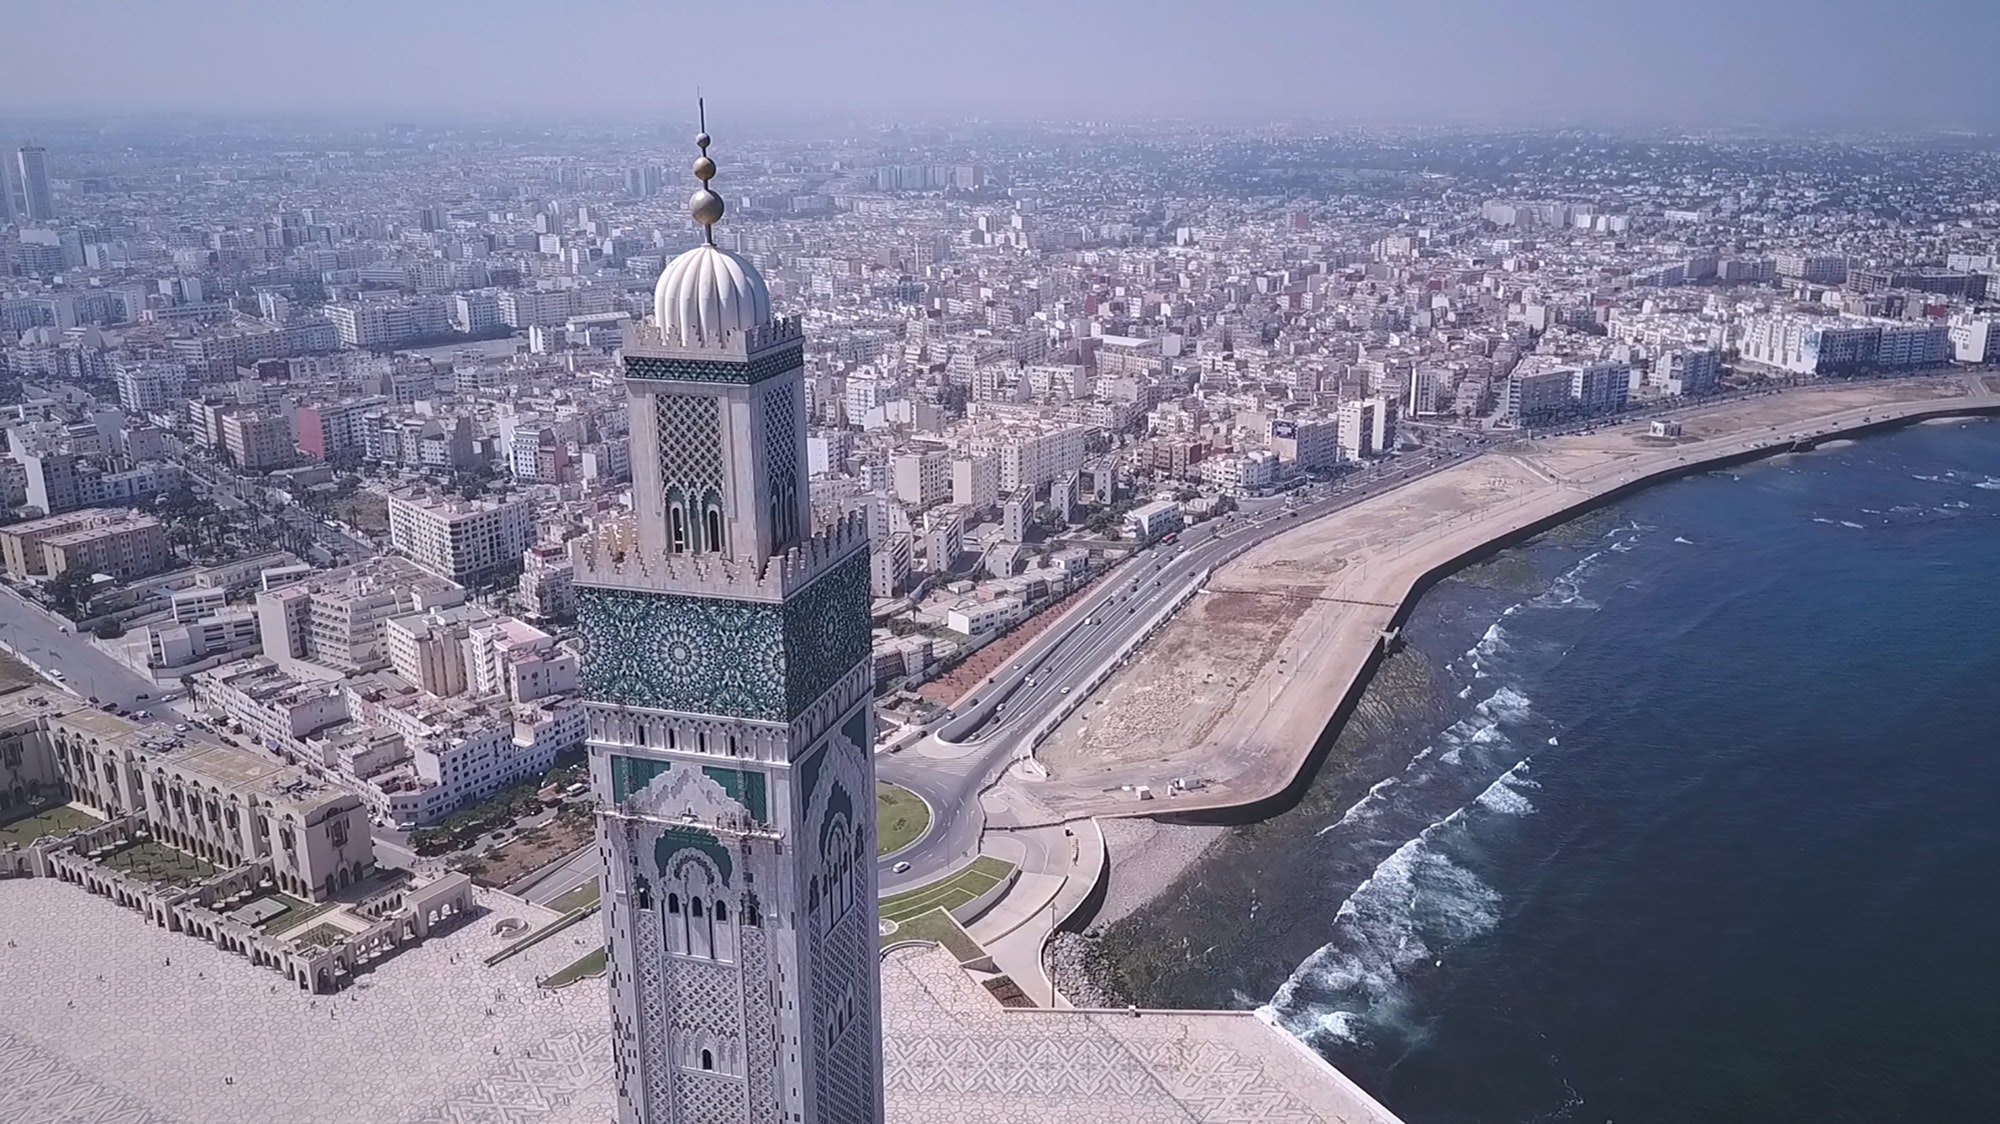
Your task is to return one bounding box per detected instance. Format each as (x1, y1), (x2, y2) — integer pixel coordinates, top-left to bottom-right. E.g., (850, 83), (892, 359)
(5, 111), (2000, 1124)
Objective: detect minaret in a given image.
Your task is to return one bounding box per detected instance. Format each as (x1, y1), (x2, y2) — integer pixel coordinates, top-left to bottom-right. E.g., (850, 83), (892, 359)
(575, 111), (884, 1124)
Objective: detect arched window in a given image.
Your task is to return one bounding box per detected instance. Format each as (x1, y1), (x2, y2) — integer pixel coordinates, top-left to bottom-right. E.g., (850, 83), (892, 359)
(713, 901), (727, 923)
(689, 898), (703, 919)
(636, 882), (651, 911)
(666, 894), (680, 915)
(669, 507), (688, 553)
(704, 508), (723, 553)
(700, 1049), (714, 1071)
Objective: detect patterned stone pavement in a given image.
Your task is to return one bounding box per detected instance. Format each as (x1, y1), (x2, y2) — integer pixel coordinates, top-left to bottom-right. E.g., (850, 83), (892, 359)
(880, 944), (1403, 1124)
(0, 879), (614, 1124)
(1, 878), (1396, 1124)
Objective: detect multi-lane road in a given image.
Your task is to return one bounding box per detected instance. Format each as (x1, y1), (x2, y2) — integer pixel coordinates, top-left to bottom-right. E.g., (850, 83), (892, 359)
(874, 441), (1490, 889)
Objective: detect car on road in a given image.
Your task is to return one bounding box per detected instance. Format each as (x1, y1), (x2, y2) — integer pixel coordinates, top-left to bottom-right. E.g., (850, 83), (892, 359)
(135, 692), (150, 699)
(49, 670), (64, 680)
(1061, 686), (1072, 694)
(892, 861), (911, 874)
(88, 695), (99, 704)
(174, 723), (189, 733)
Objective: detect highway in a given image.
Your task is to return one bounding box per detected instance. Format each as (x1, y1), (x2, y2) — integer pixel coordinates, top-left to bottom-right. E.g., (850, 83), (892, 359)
(0, 583), (163, 711)
(873, 440), (1490, 890)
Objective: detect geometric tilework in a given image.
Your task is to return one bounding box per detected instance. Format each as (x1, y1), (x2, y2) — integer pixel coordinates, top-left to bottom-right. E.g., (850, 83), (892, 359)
(761, 386), (802, 548)
(878, 944), (1398, 1124)
(625, 344), (802, 387)
(579, 588), (786, 720)
(0, 1031), (182, 1124)
(779, 549), (873, 718)
(0, 879), (1395, 1124)
(0, 879), (615, 1124)
(578, 547), (872, 722)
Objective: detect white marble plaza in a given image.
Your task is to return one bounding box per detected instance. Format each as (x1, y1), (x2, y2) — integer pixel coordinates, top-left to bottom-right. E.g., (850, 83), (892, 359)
(0, 878), (614, 1124)
(1, 875), (1398, 1124)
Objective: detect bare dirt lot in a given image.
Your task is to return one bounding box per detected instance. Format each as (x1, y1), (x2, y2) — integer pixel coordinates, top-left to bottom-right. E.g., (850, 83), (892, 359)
(1024, 377), (1991, 820)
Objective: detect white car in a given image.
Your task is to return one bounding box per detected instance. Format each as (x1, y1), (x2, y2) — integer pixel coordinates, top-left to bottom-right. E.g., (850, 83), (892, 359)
(892, 861), (911, 874)
(49, 669), (64, 680)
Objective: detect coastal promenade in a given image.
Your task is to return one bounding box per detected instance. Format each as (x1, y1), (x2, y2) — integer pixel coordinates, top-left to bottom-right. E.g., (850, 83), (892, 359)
(1031, 374), (2000, 819)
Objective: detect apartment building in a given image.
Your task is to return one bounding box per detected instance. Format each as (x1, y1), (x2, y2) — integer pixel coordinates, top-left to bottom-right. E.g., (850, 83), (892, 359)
(386, 491), (534, 586)
(517, 544), (576, 621)
(255, 555), (464, 676)
(892, 449), (952, 507)
(221, 410), (294, 471)
(1, 508), (171, 581)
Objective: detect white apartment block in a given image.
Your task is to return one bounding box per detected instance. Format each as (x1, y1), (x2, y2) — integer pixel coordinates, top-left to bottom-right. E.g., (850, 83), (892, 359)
(465, 616), (579, 703)
(965, 424), (1088, 495)
(386, 491), (534, 586)
(1570, 361), (1632, 416)
(1739, 316), (1950, 376)
(1270, 415), (1342, 469)
(255, 555), (465, 677)
(114, 359), (186, 414)
(951, 454), (1000, 509)
(1774, 252), (1849, 286)
(1338, 396), (1396, 455)
(1200, 450), (1281, 496)
(347, 679), (586, 827)
(1505, 366), (1577, 424)
(190, 658), (353, 764)
(1949, 315), (2000, 364)
(517, 545), (576, 621)
(892, 450), (952, 507)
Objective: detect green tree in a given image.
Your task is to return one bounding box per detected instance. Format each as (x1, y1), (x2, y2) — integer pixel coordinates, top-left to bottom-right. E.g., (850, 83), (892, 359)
(46, 567), (95, 619)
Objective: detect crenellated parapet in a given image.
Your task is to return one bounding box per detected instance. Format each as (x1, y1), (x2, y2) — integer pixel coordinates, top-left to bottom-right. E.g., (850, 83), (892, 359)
(572, 509), (866, 603)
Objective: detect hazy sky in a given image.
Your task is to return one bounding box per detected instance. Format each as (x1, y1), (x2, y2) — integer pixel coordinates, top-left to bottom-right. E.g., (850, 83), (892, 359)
(4, 0), (1998, 128)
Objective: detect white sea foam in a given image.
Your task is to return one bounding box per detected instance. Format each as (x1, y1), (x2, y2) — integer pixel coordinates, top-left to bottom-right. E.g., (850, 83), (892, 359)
(1673, 536), (1694, 545)
(1912, 474), (1944, 483)
(1439, 748), (1462, 765)
(1457, 685), (1472, 699)
(1839, 520), (1864, 529)
(1321, 776), (1402, 836)
(1474, 758), (1539, 816)
(1978, 479), (2000, 491)
(1265, 827), (1503, 1045)
(1812, 517), (1836, 525)
(1547, 736), (1559, 746)
(1610, 540), (1636, 553)
(1943, 501), (1971, 510)
(1476, 685), (1533, 724)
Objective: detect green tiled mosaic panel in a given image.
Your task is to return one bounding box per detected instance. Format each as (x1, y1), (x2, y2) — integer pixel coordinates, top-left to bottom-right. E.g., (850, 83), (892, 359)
(624, 343), (802, 386)
(780, 550), (873, 718)
(579, 548), (871, 722)
(581, 589), (787, 720)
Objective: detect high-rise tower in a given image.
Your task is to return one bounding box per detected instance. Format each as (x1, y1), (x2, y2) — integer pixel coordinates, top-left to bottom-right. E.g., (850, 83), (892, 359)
(576, 116), (884, 1124)
(15, 146), (53, 222)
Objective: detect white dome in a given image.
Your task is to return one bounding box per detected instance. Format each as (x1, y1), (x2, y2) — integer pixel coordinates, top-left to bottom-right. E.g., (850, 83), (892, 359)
(651, 243), (772, 345)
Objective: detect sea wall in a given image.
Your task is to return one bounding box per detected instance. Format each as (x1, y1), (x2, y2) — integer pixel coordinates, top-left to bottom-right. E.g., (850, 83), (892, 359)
(1150, 393), (2000, 825)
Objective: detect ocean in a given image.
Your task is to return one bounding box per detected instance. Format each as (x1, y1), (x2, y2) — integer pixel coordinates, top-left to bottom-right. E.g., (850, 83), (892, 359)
(1096, 419), (2000, 1123)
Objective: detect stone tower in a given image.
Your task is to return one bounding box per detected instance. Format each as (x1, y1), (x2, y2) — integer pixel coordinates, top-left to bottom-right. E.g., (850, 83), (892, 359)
(575, 117), (883, 1124)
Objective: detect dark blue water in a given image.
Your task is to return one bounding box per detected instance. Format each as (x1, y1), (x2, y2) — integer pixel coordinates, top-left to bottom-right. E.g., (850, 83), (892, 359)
(1117, 421), (2000, 1122)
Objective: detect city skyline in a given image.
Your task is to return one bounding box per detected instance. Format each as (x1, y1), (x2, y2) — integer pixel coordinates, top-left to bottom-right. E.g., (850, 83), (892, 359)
(3, 0), (1999, 128)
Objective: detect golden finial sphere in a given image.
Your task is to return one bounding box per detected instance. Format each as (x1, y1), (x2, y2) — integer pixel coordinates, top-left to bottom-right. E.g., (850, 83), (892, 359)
(695, 132), (711, 150)
(690, 188), (725, 227)
(693, 155), (716, 182)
